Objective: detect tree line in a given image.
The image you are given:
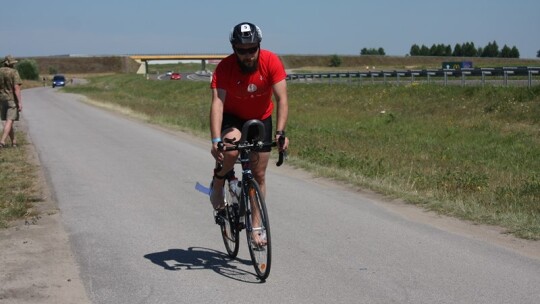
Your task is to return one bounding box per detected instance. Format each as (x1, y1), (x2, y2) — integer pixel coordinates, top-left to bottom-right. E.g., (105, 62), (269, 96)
(410, 41), (519, 58)
(362, 41), (535, 58)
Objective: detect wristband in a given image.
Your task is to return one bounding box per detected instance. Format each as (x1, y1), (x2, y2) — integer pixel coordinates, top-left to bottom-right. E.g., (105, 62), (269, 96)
(275, 130), (286, 136)
(211, 137), (222, 143)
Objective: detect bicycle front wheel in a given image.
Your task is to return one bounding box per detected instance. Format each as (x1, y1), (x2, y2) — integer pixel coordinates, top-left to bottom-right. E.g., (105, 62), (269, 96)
(221, 181), (240, 258)
(245, 180), (272, 280)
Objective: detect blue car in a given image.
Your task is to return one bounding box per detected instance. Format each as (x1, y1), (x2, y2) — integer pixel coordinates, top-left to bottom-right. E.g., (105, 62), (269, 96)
(52, 75), (66, 88)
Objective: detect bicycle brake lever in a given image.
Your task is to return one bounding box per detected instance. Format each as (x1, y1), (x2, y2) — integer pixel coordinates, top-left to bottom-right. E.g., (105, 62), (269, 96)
(276, 151), (286, 166)
(276, 136), (286, 166)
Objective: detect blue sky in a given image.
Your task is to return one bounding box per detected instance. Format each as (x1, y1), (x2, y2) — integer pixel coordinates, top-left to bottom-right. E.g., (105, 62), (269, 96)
(3, 0), (539, 58)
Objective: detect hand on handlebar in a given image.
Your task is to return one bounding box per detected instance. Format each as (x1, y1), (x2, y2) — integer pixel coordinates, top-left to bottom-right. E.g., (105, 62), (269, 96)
(275, 134), (289, 152)
(215, 135), (288, 166)
(211, 142), (224, 162)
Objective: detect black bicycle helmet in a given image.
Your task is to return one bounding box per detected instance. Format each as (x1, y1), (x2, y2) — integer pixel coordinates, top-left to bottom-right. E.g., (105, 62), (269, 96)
(229, 22), (262, 45)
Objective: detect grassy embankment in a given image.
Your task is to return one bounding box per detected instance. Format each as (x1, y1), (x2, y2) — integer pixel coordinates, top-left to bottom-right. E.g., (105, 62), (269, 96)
(2, 57), (539, 240)
(0, 132), (42, 227)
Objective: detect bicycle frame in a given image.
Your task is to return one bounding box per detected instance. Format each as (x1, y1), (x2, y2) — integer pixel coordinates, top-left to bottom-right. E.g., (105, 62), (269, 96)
(217, 119), (284, 280)
(225, 120), (266, 224)
(237, 146), (255, 226)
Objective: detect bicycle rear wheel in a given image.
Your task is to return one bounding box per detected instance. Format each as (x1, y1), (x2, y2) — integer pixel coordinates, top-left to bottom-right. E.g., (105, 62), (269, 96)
(220, 181), (240, 258)
(245, 180), (271, 280)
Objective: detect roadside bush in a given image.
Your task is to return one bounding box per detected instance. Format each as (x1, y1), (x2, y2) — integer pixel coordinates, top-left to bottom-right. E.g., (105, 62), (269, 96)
(16, 59), (40, 80)
(330, 54), (342, 67)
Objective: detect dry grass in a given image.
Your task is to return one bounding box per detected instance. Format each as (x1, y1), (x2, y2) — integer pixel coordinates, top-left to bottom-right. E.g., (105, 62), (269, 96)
(23, 56), (140, 75)
(0, 135), (42, 228)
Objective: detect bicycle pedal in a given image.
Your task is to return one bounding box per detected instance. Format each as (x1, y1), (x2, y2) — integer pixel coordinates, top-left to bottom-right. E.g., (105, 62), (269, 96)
(215, 216), (224, 226)
(214, 211), (226, 226)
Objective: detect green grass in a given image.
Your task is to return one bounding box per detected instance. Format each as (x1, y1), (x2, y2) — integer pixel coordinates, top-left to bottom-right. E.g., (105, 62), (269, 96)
(287, 84), (540, 239)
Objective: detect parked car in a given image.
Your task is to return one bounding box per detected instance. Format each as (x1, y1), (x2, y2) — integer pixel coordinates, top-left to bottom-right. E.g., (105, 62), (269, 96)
(165, 71), (173, 76)
(170, 72), (181, 80)
(52, 75), (66, 88)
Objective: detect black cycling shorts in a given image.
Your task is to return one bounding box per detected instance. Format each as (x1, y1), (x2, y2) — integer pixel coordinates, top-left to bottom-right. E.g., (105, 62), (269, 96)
(222, 113), (273, 152)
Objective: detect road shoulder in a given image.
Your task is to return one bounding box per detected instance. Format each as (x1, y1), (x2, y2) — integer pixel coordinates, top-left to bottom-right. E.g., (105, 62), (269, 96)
(0, 118), (90, 304)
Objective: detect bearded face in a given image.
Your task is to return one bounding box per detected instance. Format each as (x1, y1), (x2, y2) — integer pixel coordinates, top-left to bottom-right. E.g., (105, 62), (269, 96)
(234, 44), (260, 74)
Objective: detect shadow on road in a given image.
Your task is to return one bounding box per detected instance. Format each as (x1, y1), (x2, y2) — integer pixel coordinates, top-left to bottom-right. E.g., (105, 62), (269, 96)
(144, 247), (264, 283)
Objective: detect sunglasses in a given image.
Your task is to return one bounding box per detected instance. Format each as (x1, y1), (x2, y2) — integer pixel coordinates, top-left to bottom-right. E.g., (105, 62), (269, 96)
(235, 46), (259, 55)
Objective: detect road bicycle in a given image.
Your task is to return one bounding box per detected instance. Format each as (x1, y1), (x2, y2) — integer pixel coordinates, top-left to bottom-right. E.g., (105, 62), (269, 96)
(214, 119), (285, 281)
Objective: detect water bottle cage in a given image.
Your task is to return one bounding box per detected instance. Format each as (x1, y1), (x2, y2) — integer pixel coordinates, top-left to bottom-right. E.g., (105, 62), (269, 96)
(228, 179), (242, 203)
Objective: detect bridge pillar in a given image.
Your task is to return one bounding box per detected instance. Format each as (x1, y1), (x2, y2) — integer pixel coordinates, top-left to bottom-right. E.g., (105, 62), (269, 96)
(201, 59), (206, 71)
(135, 59), (147, 75)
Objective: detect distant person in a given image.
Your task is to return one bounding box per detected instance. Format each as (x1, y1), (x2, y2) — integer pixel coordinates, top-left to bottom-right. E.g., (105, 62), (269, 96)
(208, 22), (289, 245)
(0, 55), (23, 148)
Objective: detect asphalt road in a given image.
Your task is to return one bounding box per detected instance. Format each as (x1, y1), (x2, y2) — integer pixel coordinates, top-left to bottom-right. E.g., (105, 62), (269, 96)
(23, 87), (540, 304)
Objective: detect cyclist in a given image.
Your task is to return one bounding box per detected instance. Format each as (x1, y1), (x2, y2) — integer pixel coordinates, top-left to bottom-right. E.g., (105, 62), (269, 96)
(209, 22), (289, 244)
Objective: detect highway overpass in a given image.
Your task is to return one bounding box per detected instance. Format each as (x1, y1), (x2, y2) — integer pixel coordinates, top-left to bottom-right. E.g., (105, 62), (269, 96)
(129, 54), (228, 75)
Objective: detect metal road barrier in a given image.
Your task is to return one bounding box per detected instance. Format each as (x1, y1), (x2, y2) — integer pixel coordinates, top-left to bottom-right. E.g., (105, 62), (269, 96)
(286, 67), (540, 88)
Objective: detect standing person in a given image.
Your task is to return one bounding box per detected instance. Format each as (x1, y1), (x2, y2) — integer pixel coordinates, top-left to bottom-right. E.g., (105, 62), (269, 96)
(209, 22), (289, 240)
(0, 55), (22, 148)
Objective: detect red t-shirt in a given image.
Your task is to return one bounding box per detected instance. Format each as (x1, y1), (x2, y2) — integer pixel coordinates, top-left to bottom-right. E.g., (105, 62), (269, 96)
(211, 49), (286, 120)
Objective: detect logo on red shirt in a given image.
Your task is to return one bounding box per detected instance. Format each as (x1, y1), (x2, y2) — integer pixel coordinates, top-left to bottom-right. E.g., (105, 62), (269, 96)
(247, 84), (258, 93)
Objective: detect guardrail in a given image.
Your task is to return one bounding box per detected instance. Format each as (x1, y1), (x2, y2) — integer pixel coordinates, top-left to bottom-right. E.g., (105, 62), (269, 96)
(286, 66), (540, 87)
